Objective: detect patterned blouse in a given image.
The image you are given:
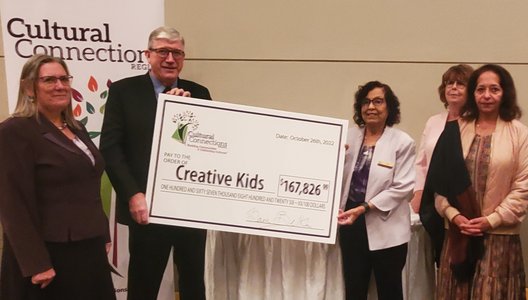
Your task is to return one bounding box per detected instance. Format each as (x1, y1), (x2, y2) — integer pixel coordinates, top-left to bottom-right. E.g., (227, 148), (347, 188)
(465, 134), (492, 206)
(347, 145), (375, 206)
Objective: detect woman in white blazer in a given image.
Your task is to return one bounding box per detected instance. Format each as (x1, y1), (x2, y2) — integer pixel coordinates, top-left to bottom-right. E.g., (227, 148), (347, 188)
(338, 81), (415, 300)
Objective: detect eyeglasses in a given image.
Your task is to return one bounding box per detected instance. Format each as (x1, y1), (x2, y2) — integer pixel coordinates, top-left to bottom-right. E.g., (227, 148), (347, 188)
(361, 97), (385, 107)
(149, 48), (185, 59)
(39, 75), (73, 87)
(445, 80), (466, 89)
(475, 85), (502, 96)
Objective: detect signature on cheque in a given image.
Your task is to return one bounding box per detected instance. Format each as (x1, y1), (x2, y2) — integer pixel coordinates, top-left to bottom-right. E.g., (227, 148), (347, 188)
(245, 208), (311, 228)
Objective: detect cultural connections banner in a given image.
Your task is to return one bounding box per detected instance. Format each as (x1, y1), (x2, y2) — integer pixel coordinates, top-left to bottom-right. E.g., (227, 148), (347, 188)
(0, 1), (171, 298)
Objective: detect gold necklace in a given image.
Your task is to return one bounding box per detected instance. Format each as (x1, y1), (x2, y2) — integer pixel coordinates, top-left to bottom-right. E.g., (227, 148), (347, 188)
(475, 121), (495, 135)
(56, 122), (68, 130)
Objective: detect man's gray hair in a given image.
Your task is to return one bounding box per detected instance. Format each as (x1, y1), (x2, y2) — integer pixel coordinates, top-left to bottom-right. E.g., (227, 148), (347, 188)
(148, 26), (185, 49)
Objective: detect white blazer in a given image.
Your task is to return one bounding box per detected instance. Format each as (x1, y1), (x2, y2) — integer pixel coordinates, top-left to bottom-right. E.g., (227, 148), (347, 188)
(340, 126), (416, 250)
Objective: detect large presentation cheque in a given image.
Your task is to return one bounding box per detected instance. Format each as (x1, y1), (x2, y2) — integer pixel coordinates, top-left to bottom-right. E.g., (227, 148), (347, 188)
(146, 95), (348, 244)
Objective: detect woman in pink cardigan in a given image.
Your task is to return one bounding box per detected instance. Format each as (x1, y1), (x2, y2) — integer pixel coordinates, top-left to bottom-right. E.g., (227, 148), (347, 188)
(412, 65), (474, 277)
(434, 64), (528, 299)
(411, 64), (474, 214)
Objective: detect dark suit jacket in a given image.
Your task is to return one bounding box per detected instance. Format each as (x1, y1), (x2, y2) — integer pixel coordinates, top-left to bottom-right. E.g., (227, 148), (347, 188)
(0, 115), (109, 277)
(100, 73), (211, 225)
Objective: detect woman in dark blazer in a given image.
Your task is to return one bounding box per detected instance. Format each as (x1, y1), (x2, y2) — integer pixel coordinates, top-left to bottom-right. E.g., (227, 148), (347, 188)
(0, 54), (115, 299)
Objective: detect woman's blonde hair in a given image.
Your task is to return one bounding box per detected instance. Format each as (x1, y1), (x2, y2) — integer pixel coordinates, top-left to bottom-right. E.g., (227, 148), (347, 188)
(13, 54), (79, 129)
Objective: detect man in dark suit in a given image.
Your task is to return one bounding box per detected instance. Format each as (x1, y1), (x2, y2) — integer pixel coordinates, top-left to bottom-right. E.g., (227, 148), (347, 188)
(100, 26), (211, 300)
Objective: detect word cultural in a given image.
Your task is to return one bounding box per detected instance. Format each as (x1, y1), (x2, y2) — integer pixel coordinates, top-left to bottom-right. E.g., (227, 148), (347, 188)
(6, 17), (145, 64)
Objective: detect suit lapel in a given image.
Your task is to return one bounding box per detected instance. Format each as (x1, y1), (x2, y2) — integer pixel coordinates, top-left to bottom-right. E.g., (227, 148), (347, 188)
(365, 127), (393, 201)
(348, 127), (365, 177)
(341, 127), (364, 207)
(36, 115), (102, 170)
(37, 116), (81, 154)
(73, 127), (105, 171)
(42, 132), (79, 154)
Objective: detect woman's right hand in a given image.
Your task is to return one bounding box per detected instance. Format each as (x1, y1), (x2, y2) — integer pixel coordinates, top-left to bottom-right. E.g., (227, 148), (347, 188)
(452, 214), (474, 236)
(31, 268), (56, 288)
(452, 214), (468, 226)
(337, 208), (362, 225)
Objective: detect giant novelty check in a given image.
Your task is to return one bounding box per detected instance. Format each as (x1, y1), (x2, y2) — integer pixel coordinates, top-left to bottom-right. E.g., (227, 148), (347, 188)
(145, 95), (348, 244)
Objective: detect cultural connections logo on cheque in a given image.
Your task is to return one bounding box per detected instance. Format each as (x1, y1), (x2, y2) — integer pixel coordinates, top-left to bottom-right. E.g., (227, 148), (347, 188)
(172, 111), (199, 143)
(171, 111), (229, 152)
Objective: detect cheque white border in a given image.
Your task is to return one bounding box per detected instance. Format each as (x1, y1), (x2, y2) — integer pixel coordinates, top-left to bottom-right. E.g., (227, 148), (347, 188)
(146, 95), (348, 244)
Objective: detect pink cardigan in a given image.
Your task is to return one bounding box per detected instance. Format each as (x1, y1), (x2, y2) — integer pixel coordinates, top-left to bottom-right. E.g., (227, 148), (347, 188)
(414, 112), (448, 192)
(436, 118), (528, 234)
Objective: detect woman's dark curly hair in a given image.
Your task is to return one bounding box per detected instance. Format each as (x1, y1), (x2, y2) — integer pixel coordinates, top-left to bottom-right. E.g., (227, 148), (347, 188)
(353, 81), (401, 127)
(464, 64), (522, 121)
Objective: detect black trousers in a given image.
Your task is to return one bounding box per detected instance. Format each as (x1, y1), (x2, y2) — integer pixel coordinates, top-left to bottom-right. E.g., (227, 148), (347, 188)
(1, 236), (115, 300)
(339, 207), (407, 300)
(127, 223), (206, 300)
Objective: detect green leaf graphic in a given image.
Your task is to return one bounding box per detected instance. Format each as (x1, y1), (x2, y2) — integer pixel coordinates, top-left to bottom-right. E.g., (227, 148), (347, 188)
(172, 129), (182, 141)
(86, 102), (95, 114)
(172, 123), (189, 142)
(99, 103), (106, 114)
(80, 116), (88, 126)
(179, 124), (189, 140)
(89, 131), (101, 139)
(100, 172), (112, 216)
(100, 90), (108, 99)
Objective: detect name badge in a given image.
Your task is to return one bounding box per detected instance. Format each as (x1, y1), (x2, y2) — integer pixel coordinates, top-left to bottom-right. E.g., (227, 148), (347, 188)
(377, 161), (394, 169)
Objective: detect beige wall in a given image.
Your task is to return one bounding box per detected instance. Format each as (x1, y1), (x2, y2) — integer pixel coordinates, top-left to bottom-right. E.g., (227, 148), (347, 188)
(168, 0), (528, 137)
(1, 0), (527, 281)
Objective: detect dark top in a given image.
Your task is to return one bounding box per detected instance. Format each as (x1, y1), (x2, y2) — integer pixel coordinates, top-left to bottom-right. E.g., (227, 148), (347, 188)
(0, 115), (109, 276)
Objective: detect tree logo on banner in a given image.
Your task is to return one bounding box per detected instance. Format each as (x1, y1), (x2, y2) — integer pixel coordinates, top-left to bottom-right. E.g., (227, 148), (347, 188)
(71, 76), (112, 138)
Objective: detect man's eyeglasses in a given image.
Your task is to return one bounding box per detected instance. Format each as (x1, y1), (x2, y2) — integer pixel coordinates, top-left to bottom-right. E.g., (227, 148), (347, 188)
(149, 48), (185, 59)
(445, 80), (466, 89)
(39, 75), (73, 87)
(360, 97), (385, 107)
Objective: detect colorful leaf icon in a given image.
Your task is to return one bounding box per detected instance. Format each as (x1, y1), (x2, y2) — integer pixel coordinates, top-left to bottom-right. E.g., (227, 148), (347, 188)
(86, 102), (95, 114)
(172, 123), (189, 143)
(72, 88), (83, 102)
(88, 76), (98, 92)
(89, 131), (101, 139)
(80, 116), (88, 126)
(100, 90), (108, 99)
(106, 79), (112, 88)
(99, 104), (106, 114)
(73, 104), (82, 117)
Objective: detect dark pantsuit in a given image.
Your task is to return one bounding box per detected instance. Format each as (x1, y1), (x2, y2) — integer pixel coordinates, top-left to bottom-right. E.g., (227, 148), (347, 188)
(339, 204), (408, 300)
(127, 224), (206, 300)
(1, 236), (115, 300)
(0, 116), (113, 299)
